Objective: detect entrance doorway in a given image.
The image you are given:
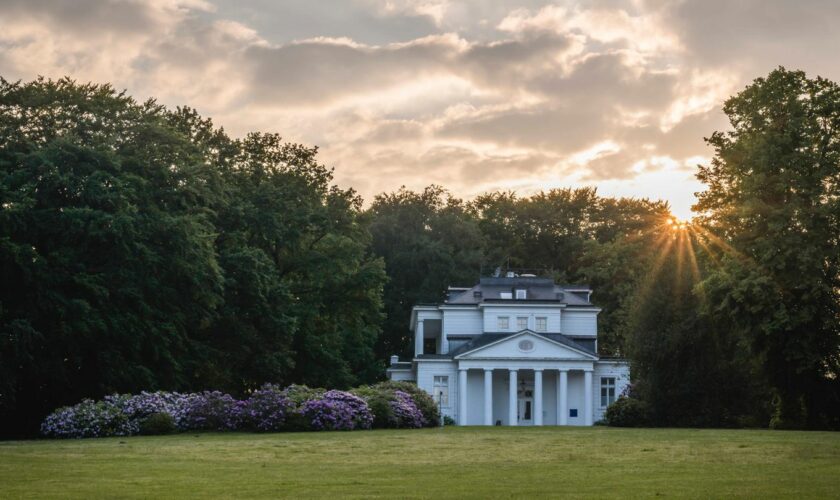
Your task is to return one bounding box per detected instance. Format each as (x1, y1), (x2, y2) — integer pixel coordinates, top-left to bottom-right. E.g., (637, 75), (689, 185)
(518, 397), (533, 425)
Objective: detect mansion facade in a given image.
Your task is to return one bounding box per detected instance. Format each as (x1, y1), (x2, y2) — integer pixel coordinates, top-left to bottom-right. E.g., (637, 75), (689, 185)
(387, 274), (629, 426)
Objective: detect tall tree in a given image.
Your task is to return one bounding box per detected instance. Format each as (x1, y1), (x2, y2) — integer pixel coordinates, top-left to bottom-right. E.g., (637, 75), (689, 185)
(695, 68), (840, 429)
(367, 186), (485, 359)
(0, 78), (225, 435)
(626, 225), (767, 426)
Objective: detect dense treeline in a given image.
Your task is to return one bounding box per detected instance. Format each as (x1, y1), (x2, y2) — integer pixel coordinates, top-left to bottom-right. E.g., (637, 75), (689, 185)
(368, 186), (671, 360)
(1, 68), (838, 436)
(0, 78), (386, 436)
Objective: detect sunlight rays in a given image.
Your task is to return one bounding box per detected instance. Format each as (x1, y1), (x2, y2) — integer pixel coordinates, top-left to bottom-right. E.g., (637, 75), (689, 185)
(601, 211), (758, 313)
(634, 213), (759, 308)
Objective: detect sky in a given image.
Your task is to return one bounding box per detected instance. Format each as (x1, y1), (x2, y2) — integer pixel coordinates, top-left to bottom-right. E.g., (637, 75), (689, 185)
(2, 1), (840, 218)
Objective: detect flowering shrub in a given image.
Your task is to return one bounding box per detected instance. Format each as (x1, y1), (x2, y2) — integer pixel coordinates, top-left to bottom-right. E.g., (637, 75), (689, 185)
(174, 391), (245, 431)
(110, 391), (186, 421)
(300, 390), (373, 431)
(351, 385), (427, 429)
(282, 384), (324, 406)
(40, 383), (438, 438)
(242, 384), (292, 432)
(389, 390), (426, 428)
(40, 398), (134, 438)
(373, 381), (440, 427)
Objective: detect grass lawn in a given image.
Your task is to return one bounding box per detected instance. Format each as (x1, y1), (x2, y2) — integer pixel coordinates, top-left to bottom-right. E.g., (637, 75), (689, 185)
(1, 426), (839, 498)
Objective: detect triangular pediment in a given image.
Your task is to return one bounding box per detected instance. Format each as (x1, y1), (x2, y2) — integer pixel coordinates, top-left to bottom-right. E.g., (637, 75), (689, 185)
(455, 331), (597, 360)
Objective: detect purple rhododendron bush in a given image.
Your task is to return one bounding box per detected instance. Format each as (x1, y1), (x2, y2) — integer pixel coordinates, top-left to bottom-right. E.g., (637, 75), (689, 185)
(300, 391), (374, 431)
(40, 382), (439, 438)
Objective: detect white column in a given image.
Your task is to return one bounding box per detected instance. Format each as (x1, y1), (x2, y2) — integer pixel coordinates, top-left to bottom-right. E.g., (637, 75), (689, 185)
(559, 369), (568, 425)
(441, 319), (449, 354)
(584, 369), (593, 426)
(484, 369), (493, 426)
(508, 369), (518, 426)
(414, 320), (424, 357)
(458, 368), (468, 426)
(534, 369), (543, 426)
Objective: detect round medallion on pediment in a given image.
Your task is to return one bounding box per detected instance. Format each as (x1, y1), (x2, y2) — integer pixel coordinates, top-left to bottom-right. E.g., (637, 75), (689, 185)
(518, 339), (534, 352)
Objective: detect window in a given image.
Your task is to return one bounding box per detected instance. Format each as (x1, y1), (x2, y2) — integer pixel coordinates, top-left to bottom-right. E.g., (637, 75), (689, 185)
(423, 338), (437, 354)
(497, 316), (509, 330)
(433, 376), (449, 406)
(515, 289), (527, 299)
(516, 316), (528, 330)
(601, 377), (616, 407)
(500, 291), (512, 299)
(535, 317), (547, 332)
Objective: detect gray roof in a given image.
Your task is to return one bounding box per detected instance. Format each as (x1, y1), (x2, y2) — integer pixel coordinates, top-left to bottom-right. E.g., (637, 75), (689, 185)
(446, 331), (598, 358)
(449, 333), (510, 356)
(415, 354), (453, 360)
(445, 276), (594, 306)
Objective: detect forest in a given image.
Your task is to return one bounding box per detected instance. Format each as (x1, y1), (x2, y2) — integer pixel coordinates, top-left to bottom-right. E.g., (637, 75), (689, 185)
(1, 67), (838, 437)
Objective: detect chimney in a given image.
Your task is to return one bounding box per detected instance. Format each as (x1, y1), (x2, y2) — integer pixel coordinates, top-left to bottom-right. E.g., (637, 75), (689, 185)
(390, 355), (399, 365)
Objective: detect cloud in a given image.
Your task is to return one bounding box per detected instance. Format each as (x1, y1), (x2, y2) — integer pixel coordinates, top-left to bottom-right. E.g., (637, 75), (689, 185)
(498, 3), (681, 57)
(2, 0), (840, 219)
(363, 0), (452, 26)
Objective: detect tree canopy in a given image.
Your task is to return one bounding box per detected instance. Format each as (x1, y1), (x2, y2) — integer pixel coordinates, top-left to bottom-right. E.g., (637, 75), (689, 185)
(694, 68), (840, 428)
(0, 78), (385, 436)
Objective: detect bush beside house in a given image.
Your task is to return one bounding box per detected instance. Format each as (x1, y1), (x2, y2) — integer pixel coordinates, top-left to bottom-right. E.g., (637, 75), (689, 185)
(40, 382), (439, 439)
(605, 397), (650, 427)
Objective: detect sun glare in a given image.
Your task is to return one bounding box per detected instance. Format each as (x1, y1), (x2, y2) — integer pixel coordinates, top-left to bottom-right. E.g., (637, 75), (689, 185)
(666, 216), (689, 231)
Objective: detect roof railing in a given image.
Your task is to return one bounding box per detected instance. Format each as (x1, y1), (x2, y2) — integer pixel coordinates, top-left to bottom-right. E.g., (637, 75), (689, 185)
(480, 266), (553, 278)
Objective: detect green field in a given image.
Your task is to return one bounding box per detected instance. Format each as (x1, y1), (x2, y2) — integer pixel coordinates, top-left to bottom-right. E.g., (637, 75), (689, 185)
(1, 426), (839, 498)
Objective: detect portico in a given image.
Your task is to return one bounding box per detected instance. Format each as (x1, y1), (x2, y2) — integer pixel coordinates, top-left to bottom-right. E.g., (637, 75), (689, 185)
(456, 365), (594, 426)
(454, 330), (598, 426)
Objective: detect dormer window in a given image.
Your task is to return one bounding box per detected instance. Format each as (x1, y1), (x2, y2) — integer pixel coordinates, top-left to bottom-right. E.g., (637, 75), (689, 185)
(500, 292), (512, 299)
(515, 289), (527, 299)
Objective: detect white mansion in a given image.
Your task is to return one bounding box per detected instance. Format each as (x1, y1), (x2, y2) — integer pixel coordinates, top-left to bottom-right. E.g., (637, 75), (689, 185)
(387, 274), (629, 426)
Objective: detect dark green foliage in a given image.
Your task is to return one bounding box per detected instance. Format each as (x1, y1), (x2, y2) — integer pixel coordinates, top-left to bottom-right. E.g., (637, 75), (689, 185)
(605, 397), (649, 427)
(367, 186), (485, 359)
(0, 77), (385, 437)
(443, 415), (455, 426)
(625, 228), (768, 427)
(139, 412), (176, 435)
(695, 68), (840, 429)
(350, 385), (395, 429)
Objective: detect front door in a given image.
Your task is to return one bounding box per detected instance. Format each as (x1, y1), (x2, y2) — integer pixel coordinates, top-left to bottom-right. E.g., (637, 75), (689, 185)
(518, 397), (533, 425)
